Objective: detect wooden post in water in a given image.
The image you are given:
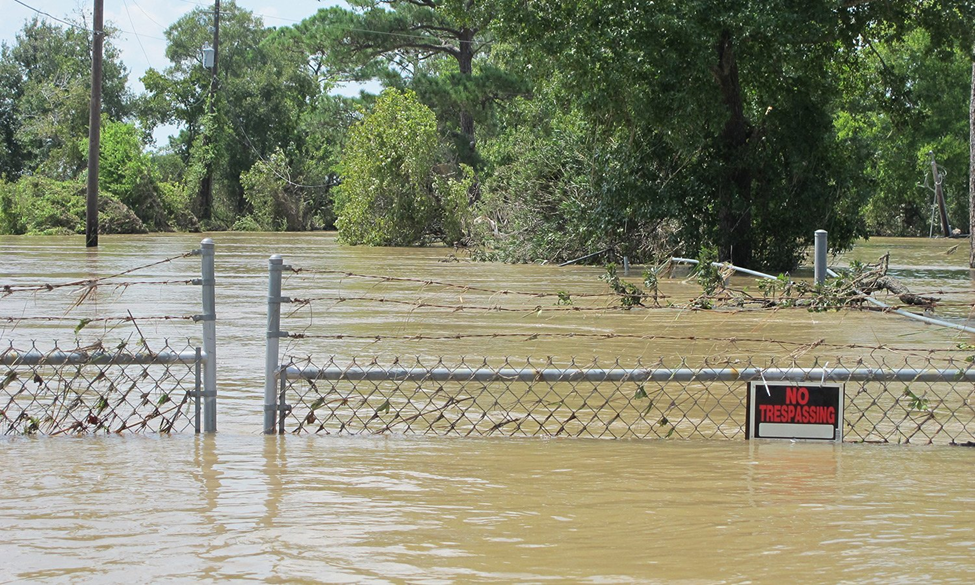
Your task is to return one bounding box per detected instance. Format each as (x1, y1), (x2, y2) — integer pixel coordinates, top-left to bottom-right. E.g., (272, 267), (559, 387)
(969, 54), (975, 268)
(199, 0), (220, 223)
(85, 0), (104, 248)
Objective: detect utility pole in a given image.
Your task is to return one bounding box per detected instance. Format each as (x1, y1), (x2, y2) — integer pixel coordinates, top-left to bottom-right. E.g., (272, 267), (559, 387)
(199, 0), (220, 222)
(86, 0), (104, 248)
(969, 53), (975, 267)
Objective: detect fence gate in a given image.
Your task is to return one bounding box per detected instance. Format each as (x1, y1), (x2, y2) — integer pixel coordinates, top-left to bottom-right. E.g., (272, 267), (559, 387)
(1, 344), (209, 435)
(0, 238), (217, 435)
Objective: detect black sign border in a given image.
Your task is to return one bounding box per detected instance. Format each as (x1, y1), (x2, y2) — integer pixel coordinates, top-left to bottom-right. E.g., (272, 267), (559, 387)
(746, 381), (844, 442)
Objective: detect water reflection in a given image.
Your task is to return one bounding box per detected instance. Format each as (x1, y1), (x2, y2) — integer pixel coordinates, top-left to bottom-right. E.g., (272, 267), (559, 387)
(1, 434), (973, 582)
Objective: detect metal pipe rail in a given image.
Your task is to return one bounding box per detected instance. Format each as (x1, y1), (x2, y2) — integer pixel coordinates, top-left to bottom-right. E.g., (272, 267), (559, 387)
(2, 350), (206, 367)
(282, 365), (975, 384)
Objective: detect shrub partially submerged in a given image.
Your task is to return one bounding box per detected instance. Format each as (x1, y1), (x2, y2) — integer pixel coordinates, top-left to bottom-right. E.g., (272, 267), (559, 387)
(0, 177), (147, 235)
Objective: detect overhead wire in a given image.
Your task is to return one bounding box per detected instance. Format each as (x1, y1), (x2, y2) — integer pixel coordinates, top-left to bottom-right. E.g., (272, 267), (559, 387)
(128, 0), (167, 29)
(121, 0), (152, 66)
(11, 0), (91, 31)
(10, 0), (168, 40)
(222, 99), (337, 190)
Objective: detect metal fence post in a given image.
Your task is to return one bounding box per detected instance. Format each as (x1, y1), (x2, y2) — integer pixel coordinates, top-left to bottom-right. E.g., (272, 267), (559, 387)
(200, 238), (217, 433)
(264, 254), (284, 434)
(194, 347), (202, 434)
(814, 230), (827, 285)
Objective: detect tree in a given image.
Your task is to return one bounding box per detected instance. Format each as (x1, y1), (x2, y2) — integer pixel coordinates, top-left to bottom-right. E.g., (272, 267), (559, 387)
(491, 1), (867, 269)
(96, 120), (170, 229)
(140, 1), (317, 225)
(291, 1), (496, 166)
(335, 89), (469, 245)
(490, 0), (975, 270)
(836, 30), (972, 236)
(0, 17), (130, 179)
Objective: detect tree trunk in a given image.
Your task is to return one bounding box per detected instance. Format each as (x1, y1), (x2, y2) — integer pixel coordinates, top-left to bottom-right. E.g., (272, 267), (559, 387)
(969, 54), (975, 267)
(712, 30), (753, 267)
(457, 28), (476, 153)
(456, 27), (479, 204)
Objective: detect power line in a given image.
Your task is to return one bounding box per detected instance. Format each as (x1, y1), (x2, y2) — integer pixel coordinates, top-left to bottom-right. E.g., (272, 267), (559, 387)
(12, 0), (467, 46)
(129, 0), (167, 29)
(11, 0), (90, 31)
(169, 1), (466, 43)
(121, 0), (152, 65)
(9, 0), (168, 41)
(223, 100), (336, 190)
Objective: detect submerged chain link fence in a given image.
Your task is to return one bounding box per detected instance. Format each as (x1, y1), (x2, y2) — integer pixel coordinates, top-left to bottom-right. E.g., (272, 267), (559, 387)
(269, 356), (975, 445)
(261, 253), (975, 444)
(1, 341), (205, 435)
(1, 239), (217, 435)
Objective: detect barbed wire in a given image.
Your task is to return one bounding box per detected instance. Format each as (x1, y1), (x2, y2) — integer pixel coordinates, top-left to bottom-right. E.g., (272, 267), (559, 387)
(2, 315), (196, 324)
(282, 332), (970, 355)
(0, 251), (198, 297)
(289, 268), (621, 299)
(286, 268), (975, 317)
(289, 295), (585, 312)
(284, 293), (936, 315)
(1, 279), (197, 300)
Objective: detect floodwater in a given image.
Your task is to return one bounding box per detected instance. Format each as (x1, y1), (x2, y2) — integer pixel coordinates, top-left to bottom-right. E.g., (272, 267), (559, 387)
(1, 233), (974, 583)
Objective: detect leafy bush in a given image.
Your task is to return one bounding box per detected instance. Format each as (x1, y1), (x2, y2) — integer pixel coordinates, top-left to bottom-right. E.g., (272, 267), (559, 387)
(230, 214), (263, 232)
(334, 89), (469, 246)
(90, 121), (170, 230)
(475, 96), (676, 264)
(157, 181), (200, 232)
(240, 148), (328, 231)
(0, 176), (145, 235)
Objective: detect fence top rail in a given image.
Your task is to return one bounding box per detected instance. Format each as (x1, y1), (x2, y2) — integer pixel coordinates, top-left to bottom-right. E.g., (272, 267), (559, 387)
(2, 349), (206, 367)
(282, 364), (975, 384)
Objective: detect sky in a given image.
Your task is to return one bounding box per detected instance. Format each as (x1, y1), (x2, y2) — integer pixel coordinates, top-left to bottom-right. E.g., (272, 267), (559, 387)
(2, 0), (355, 145)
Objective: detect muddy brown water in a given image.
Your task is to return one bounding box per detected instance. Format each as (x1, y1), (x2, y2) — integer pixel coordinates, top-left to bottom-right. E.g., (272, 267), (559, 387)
(1, 233), (973, 582)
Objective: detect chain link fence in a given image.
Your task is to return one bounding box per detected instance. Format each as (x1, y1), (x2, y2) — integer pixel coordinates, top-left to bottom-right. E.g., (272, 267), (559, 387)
(269, 356), (975, 445)
(1, 239), (217, 434)
(254, 251), (975, 444)
(1, 341), (205, 435)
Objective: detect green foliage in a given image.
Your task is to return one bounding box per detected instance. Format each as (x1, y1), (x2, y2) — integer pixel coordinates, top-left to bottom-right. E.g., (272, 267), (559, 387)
(835, 30), (972, 236)
(291, 0), (502, 166)
(0, 17), (131, 179)
(756, 274), (791, 304)
(93, 121), (170, 230)
(1, 0), (970, 255)
(903, 388), (930, 412)
(642, 268), (660, 306)
(230, 214), (263, 232)
(0, 177), (86, 235)
(695, 247), (723, 296)
(474, 89), (676, 264)
(241, 150), (293, 231)
(335, 89), (469, 245)
(0, 176), (145, 235)
(600, 263), (645, 309)
(490, 0), (884, 270)
(141, 1), (318, 220)
(435, 164), (475, 245)
(239, 148), (334, 231)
